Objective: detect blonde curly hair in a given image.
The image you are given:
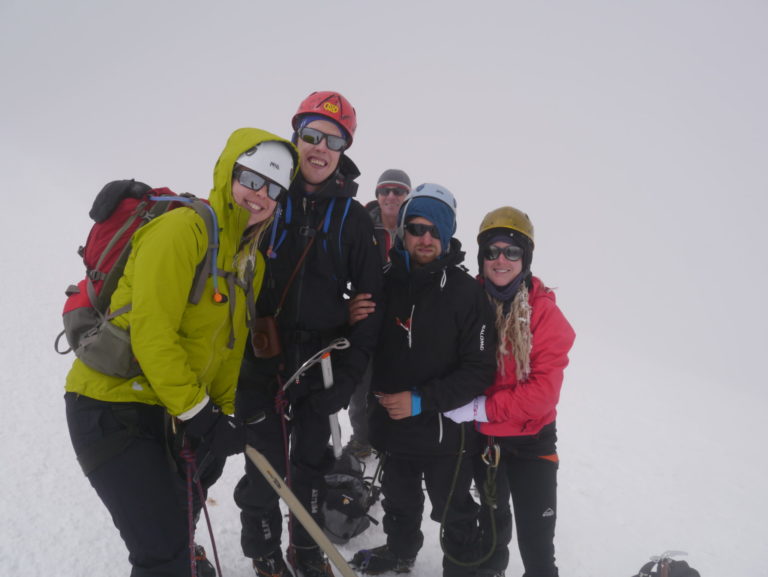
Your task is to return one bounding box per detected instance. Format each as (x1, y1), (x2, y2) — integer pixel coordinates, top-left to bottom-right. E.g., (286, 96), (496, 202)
(488, 283), (532, 381)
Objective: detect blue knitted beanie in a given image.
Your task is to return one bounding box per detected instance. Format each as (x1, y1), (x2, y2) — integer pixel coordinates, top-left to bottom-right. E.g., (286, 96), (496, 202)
(401, 196), (456, 256)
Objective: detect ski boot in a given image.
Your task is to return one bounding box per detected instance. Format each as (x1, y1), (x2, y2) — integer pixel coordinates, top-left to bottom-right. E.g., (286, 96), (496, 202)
(287, 545), (336, 577)
(349, 544), (415, 574)
(252, 549), (289, 577)
(194, 544), (216, 577)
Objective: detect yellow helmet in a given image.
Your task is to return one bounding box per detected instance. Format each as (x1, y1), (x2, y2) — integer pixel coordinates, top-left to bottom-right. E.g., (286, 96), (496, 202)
(477, 206), (534, 245)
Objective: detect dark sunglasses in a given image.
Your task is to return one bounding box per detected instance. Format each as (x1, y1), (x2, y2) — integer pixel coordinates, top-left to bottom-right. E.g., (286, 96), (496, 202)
(483, 245), (524, 261)
(377, 186), (408, 197)
(237, 169), (284, 200)
(297, 126), (348, 152)
(405, 222), (440, 238)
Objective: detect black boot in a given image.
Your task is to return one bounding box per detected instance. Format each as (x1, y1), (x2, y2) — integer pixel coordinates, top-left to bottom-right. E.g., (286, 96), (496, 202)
(287, 545), (336, 577)
(252, 549), (288, 577)
(194, 544), (216, 577)
(350, 544), (416, 574)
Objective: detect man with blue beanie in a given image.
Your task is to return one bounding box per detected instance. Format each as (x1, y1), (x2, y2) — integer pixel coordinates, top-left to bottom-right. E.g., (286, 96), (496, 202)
(350, 184), (497, 576)
(398, 183), (457, 262)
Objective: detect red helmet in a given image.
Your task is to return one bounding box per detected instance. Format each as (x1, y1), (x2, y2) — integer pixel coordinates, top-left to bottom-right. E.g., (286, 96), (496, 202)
(292, 91), (357, 145)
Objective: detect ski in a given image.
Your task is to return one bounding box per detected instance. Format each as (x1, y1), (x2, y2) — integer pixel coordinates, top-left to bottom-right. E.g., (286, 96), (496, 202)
(244, 445), (358, 577)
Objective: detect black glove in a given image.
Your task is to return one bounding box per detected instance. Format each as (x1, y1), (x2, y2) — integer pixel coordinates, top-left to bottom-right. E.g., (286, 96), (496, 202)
(310, 375), (356, 416)
(183, 400), (245, 459)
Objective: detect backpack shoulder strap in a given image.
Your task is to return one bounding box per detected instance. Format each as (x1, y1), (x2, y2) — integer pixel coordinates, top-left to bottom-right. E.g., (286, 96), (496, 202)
(94, 198), (175, 314)
(320, 197), (353, 294)
(184, 196), (218, 305)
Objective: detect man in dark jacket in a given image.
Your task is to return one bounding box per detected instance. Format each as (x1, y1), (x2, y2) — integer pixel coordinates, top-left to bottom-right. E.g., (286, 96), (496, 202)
(234, 91), (384, 577)
(345, 168), (411, 458)
(350, 183), (497, 577)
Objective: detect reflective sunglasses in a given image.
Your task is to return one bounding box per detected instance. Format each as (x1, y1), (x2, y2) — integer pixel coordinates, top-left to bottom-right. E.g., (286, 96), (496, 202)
(237, 169), (284, 200)
(297, 126), (348, 152)
(404, 222), (440, 237)
(483, 245), (524, 261)
(377, 186), (408, 197)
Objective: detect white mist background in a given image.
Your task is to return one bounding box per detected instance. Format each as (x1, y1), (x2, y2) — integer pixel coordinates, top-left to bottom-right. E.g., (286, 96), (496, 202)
(1, 1), (766, 575)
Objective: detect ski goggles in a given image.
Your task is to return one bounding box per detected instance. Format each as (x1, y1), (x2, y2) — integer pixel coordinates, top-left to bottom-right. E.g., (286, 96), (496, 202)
(404, 222), (440, 238)
(297, 126), (348, 152)
(377, 185), (409, 197)
(236, 169), (284, 200)
(482, 245), (524, 261)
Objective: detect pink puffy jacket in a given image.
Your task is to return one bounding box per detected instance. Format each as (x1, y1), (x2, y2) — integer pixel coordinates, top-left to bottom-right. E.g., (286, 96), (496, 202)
(479, 276), (576, 438)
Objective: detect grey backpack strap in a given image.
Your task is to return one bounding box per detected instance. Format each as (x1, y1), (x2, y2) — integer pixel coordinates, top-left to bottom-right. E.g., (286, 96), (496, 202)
(185, 198), (218, 305)
(244, 262), (257, 328)
(185, 197), (238, 349)
(91, 199), (149, 314)
(225, 272), (237, 349)
(94, 199), (176, 314)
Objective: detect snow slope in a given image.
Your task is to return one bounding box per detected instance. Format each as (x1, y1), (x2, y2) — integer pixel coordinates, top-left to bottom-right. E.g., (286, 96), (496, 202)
(2, 2), (768, 575)
(1, 192), (766, 577)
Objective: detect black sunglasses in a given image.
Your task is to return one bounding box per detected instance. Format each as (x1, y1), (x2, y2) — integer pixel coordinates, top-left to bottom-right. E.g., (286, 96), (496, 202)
(405, 222), (440, 238)
(483, 245), (524, 261)
(236, 169), (284, 200)
(297, 126), (348, 152)
(377, 186), (408, 197)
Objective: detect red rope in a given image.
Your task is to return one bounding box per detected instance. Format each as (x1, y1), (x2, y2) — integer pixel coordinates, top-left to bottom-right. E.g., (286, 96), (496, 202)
(180, 440), (224, 577)
(274, 382), (294, 546)
(180, 443), (198, 577)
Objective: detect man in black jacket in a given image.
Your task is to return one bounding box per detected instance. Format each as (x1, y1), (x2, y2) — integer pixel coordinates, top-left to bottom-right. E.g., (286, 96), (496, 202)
(345, 168), (412, 459)
(234, 91), (384, 577)
(350, 183), (497, 577)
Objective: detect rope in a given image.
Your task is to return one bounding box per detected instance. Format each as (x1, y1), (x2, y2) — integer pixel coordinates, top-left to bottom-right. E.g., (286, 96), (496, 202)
(439, 424), (499, 568)
(181, 444), (197, 577)
(275, 381), (294, 546)
(180, 440), (224, 577)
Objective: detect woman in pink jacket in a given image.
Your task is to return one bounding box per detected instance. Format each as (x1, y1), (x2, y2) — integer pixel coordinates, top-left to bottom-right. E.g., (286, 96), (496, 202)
(445, 206), (575, 577)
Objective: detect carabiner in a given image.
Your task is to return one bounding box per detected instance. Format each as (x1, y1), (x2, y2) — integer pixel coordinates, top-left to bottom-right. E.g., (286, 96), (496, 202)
(481, 442), (501, 469)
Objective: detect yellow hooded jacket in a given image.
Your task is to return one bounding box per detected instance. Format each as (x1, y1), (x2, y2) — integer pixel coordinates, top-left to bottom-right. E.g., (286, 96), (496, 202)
(65, 128), (297, 417)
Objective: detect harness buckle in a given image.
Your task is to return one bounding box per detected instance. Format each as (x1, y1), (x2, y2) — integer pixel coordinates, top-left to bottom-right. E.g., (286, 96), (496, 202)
(298, 225), (316, 238)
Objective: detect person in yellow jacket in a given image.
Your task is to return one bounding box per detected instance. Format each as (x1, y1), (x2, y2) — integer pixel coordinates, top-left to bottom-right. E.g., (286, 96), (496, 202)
(64, 128), (298, 577)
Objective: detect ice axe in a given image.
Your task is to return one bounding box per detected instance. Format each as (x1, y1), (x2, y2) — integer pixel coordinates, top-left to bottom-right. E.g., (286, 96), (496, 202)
(320, 349), (343, 459)
(245, 444), (358, 577)
(281, 337), (350, 459)
(280, 337), (351, 391)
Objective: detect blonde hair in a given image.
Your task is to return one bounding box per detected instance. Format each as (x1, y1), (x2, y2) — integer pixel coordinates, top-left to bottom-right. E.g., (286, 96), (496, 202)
(234, 215), (274, 282)
(489, 283), (532, 381)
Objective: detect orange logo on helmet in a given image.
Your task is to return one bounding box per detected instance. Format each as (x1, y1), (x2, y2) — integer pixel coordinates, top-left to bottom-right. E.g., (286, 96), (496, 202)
(323, 102), (340, 114)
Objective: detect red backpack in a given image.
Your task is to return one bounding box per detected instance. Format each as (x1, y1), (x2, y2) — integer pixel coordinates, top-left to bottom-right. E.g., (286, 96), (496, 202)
(55, 179), (218, 378)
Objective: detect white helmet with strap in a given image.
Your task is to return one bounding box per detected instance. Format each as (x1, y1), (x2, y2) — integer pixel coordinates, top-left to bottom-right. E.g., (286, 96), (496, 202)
(236, 141), (296, 191)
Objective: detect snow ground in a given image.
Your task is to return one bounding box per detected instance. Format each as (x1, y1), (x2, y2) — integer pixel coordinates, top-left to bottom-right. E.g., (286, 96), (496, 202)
(1, 211), (766, 576)
(2, 3), (768, 575)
